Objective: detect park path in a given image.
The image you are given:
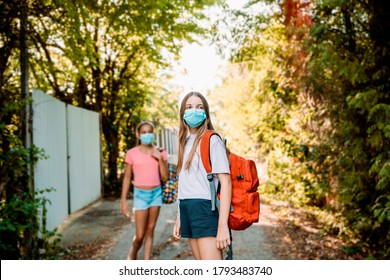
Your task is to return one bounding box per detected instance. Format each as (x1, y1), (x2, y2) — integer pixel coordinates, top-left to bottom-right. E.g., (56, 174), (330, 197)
(59, 197), (277, 260)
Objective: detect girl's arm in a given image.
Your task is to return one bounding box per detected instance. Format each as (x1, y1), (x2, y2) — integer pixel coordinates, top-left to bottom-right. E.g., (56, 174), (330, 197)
(120, 163), (133, 218)
(158, 156), (169, 182)
(216, 173), (232, 249)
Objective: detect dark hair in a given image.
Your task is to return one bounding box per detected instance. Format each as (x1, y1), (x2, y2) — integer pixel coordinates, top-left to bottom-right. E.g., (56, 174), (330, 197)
(136, 121), (155, 133)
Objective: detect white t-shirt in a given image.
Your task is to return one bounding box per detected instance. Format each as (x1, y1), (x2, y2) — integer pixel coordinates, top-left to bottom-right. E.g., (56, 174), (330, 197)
(178, 134), (230, 200)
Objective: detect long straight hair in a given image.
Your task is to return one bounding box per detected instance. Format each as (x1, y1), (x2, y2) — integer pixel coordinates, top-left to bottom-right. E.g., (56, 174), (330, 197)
(177, 92), (215, 172)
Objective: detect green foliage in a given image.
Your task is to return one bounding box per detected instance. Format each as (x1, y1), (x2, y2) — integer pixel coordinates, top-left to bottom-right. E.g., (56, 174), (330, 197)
(0, 189), (63, 260)
(213, 0), (389, 258)
(308, 0), (390, 258)
(1, 9), (63, 256)
(0, 96), (62, 259)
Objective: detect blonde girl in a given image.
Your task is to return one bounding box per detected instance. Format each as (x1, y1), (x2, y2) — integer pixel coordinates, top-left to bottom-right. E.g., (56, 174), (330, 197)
(173, 92), (232, 260)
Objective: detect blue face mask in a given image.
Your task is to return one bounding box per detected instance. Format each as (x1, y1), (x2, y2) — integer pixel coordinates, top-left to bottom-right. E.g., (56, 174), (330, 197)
(140, 133), (155, 145)
(183, 108), (206, 128)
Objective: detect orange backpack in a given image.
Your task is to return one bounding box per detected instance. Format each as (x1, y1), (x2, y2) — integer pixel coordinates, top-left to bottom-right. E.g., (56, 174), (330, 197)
(200, 130), (260, 231)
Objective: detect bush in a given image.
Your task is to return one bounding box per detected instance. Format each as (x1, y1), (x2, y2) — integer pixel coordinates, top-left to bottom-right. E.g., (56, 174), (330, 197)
(0, 188), (63, 259)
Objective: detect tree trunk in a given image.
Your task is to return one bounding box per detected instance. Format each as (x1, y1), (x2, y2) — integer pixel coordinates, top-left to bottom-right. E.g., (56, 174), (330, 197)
(101, 114), (120, 196)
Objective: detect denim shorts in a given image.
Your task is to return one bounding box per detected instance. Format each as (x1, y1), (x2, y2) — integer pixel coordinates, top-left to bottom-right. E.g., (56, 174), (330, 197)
(133, 186), (163, 210)
(179, 199), (219, 239)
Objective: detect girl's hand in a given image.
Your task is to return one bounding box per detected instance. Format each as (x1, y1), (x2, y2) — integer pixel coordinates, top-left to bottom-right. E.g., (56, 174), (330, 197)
(173, 216), (181, 239)
(120, 200), (131, 218)
(216, 224), (231, 250)
(151, 147), (163, 161)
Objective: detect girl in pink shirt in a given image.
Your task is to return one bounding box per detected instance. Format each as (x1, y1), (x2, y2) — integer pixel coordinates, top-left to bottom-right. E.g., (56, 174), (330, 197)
(120, 121), (168, 260)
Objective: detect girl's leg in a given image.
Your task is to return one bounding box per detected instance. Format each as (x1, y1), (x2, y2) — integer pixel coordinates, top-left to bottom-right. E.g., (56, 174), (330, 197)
(142, 206), (161, 260)
(128, 209), (149, 260)
(189, 238), (201, 260)
(196, 237), (223, 260)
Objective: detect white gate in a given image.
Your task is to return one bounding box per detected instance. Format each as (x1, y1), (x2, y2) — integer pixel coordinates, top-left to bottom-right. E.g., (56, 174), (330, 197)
(32, 89), (101, 231)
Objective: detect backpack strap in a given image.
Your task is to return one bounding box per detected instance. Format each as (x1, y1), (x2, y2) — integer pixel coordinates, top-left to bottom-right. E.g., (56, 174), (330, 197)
(200, 130), (234, 260)
(226, 228), (233, 260)
(200, 130), (217, 173)
(200, 130), (220, 211)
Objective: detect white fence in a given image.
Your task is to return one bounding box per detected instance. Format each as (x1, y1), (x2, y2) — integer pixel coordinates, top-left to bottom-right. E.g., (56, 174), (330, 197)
(156, 128), (178, 164)
(32, 89), (101, 231)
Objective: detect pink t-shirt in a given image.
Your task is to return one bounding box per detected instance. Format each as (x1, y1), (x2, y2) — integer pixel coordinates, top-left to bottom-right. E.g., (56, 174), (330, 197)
(125, 147), (168, 187)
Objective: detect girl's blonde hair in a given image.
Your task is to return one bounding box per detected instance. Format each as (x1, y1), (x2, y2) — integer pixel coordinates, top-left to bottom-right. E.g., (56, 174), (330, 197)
(177, 92), (215, 172)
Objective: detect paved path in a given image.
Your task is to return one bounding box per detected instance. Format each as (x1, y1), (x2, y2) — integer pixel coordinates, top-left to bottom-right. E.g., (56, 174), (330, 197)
(58, 198), (276, 260)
